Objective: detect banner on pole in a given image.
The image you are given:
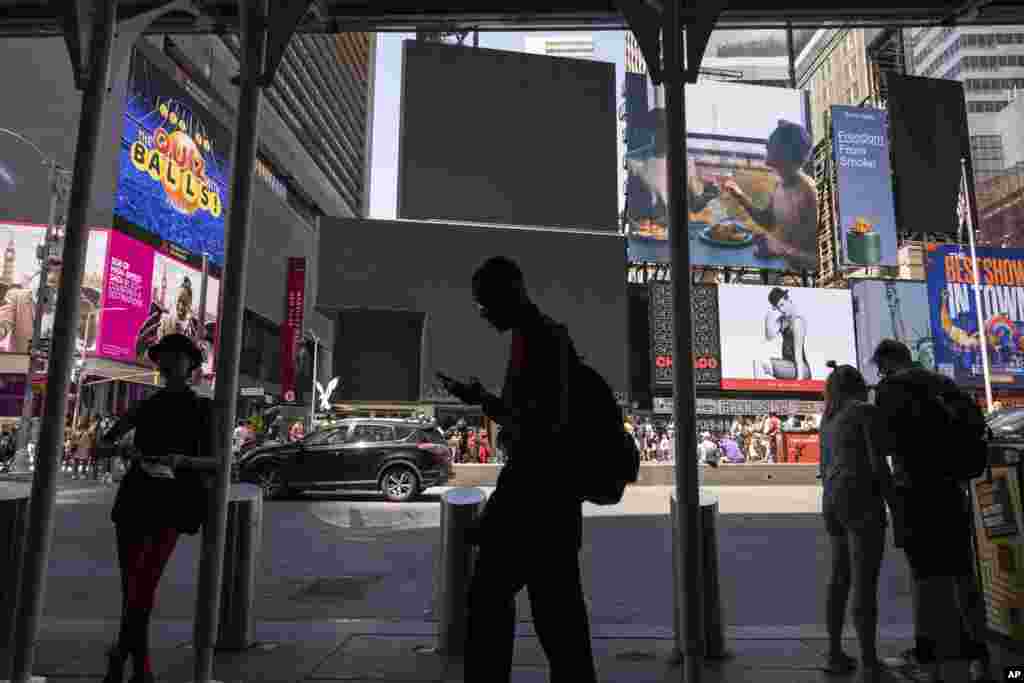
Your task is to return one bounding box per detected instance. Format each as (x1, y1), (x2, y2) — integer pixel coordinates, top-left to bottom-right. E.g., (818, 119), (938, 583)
(280, 257), (306, 403)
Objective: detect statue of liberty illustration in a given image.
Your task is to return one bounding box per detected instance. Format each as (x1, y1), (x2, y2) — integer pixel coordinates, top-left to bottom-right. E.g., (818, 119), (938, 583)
(884, 282), (935, 368)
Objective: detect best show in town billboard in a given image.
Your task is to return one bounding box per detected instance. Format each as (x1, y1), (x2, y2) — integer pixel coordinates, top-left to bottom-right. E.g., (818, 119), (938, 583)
(830, 106), (899, 268)
(97, 229), (220, 379)
(927, 244), (1024, 387)
(115, 48), (231, 266)
(716, 284), (857, 392)
(625, 77), (815, 272)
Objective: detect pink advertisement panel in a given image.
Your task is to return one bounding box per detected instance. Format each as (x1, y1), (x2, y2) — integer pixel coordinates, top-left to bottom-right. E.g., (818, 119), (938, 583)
(97, 229), (219, 378)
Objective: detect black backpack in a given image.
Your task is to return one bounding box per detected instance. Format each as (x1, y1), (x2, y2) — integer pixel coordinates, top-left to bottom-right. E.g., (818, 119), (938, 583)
(902, 379), (989, 482)
(570, 358), (640, 505)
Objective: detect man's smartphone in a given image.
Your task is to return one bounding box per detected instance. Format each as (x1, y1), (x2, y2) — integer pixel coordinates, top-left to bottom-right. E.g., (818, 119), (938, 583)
(436, 371), (459, 390)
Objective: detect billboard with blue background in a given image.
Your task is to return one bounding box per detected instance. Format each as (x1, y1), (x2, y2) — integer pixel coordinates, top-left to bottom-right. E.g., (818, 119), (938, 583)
(831, 106), (898, 268)
(927, 244), (1024, 388)
(115, 49), (231, 266)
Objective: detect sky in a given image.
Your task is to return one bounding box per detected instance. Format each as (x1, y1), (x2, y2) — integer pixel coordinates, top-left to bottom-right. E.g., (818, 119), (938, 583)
(368, 31), (626, 220)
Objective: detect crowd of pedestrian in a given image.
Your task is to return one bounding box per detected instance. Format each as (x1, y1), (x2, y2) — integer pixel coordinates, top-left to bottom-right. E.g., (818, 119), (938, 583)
(443, 419), (501, 464)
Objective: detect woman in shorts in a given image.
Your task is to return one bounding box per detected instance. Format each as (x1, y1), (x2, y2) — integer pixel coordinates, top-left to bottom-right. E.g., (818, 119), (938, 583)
(819, 363), (894, 683)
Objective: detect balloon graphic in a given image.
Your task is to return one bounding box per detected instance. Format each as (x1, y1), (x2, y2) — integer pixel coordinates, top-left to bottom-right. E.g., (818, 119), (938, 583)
(987, 314), (1014, 350)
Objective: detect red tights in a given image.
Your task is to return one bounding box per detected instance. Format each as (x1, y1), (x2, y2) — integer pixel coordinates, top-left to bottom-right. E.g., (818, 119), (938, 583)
(115, 526), (180, 674)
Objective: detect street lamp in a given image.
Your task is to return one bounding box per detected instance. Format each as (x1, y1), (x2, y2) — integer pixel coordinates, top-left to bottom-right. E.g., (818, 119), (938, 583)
(0, 127), (70, 474)
(305, 329), (320, 430)
(69, 306), (126, 431)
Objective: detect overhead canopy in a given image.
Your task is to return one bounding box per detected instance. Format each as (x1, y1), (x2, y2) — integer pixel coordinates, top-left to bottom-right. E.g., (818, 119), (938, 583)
(0, 0), (1022, 36)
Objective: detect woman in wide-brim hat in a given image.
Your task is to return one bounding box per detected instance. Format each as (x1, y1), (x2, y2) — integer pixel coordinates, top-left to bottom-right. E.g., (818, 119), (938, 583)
(100, 333), (217, 683)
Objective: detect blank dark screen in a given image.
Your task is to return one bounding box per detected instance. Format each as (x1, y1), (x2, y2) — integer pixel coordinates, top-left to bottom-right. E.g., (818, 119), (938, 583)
(398, 41), (618, 231)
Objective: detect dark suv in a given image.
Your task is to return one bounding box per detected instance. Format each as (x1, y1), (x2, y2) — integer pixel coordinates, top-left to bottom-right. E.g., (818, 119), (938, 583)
(236, 419), (452, 502)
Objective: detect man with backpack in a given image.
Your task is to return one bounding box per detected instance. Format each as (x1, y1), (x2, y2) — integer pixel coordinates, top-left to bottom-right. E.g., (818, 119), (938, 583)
(440, 257), (598, 683)
(871, 340), (995, 683)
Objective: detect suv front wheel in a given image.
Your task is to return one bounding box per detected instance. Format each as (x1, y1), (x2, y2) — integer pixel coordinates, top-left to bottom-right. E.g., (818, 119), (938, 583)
(380, 465), (419, 503)
(254, 465), (292, 500)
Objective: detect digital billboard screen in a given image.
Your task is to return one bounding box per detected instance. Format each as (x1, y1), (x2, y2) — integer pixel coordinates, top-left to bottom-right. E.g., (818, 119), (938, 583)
(115, 48), (231, 266)
(98, 229), (220, 378)
(831, 106), (899, 268)
(850, 279), (935, 386)
(716, 284), (856, 392)
(398, 41), (618, 231)
(927, 244), (1024, 388)
(0, 222), (108, 363)
(649, 282), (721, 389)
(625, 79), (814, 271)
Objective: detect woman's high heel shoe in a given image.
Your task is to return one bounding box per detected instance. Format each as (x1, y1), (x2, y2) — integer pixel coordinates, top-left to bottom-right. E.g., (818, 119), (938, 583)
(102, 647), (126, 683)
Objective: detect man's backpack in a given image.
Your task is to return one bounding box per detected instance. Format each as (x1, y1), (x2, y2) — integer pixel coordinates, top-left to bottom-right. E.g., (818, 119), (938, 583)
(907, 383), (989, 482)
(931, 387), (989, 481)
(570, 358), (640, 505)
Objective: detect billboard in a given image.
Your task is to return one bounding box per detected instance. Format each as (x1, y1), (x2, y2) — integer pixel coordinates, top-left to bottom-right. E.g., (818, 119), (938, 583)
(850, 279), (935, 386)
(97, 229), (220, 378)
(398, 41), (618, 231)
(649, 282), (721, 388)
(318, 218), (628, 399)
(625, 78), (815, 271)
(926, 244), (1024, 388)
(887, 76), (971, 237)
(0, 222), (108, 363)
(717, 284), (857, 392)
(115, 48), (231, 265)
(831, 106), (898, 268)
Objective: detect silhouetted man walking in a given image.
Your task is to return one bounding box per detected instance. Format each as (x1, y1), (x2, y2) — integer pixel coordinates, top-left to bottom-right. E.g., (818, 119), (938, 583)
(441, 256), (597, 683)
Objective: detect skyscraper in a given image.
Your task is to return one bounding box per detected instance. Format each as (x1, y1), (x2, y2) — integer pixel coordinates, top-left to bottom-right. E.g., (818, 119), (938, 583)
(523, 34), (595, 60)
(796, 29), (888, 146)
(905, 26), (1024, 180)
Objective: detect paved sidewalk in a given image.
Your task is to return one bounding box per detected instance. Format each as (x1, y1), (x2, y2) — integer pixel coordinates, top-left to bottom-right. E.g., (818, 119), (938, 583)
(3, 619), (1023, 682)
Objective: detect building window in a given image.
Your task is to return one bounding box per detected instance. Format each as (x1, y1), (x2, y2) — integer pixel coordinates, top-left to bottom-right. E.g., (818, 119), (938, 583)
(241, 310), (282, 386)
(967, 100), (1009, 113)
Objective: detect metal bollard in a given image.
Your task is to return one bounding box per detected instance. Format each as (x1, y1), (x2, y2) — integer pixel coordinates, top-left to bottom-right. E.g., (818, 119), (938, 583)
(215, 484), (262, 651)
(670, 489), (725, 660)
(437, 487), (486, 656)
(0, 482), (31, 669)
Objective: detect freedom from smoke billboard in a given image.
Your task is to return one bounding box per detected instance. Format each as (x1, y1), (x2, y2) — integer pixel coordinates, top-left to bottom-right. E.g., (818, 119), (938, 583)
(831, 106), (899, 268)
(115, 48), (231, 265)
(927, 244), (1024, 387)
(625, 78), (815, 271)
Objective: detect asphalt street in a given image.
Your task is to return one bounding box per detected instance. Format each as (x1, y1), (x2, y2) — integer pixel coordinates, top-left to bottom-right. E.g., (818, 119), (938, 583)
(43, 480), (915, 634)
